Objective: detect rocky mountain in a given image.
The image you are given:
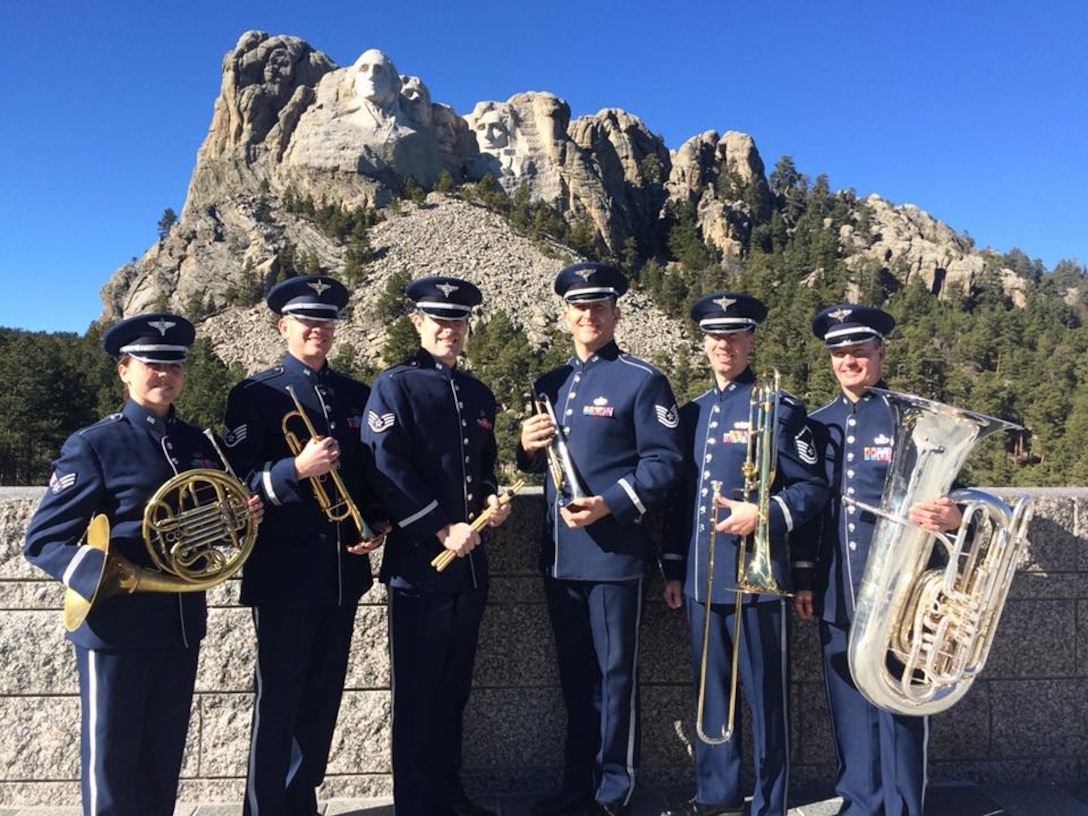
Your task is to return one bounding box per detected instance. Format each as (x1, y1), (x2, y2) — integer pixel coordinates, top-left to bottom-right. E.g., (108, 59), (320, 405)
(100, 30), (1032, 373)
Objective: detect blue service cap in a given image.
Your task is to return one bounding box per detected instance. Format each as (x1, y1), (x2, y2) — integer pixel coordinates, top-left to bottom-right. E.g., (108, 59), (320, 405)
(690, 292), (768, 333)
(812, 304), (896, 348)
(554, 262), (629, 303)
(267, 275), (349, 322)
(406, 276), (482, 320)
(102, 313), (195, 363)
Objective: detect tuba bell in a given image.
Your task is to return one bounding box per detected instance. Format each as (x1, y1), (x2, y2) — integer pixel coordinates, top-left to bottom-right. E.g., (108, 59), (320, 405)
(63, 436), (258, 632)
(846, 388), (1032, 716)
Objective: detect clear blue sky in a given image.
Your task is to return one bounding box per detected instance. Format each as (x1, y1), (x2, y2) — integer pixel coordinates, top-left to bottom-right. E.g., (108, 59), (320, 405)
(2, 0), (1085, 333)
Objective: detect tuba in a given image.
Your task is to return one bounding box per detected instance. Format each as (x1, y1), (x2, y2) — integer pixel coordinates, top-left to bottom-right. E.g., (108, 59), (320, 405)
(63, 431), (257, 632)
(846, 389), (1032, 715)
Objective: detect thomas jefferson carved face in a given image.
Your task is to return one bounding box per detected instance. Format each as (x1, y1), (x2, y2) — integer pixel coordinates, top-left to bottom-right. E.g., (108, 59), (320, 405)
(352, 49), (400, 109)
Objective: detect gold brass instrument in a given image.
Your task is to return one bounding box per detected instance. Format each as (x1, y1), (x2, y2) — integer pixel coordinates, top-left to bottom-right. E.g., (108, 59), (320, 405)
(62, 431), (258, 632)
(695, 480), (740, 745)
(283, 384), (382, 549)
(430, 479), (526, 572)
(696, 371), (790, 746)
(527, 376), (590, 508)
(846, 389), (1032, 715)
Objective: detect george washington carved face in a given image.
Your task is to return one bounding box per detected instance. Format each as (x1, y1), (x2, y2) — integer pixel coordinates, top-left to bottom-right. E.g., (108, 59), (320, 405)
(352, 49), (401, 110)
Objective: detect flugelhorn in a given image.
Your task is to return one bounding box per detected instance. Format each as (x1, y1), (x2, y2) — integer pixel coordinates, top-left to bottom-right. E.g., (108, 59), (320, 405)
(527, 376), (590, 507)
(846, 389), (1032, 715)
(283, 384), (382, 550)
(430, 479), (526, 572)
(63, 430), (257, 632)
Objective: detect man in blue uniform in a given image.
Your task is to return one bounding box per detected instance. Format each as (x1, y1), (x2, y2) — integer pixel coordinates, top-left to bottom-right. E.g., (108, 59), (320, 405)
(660, 293), (828, 816)
(224, 276), (386, 816)
(518, 262), (684, 816)
(25, 313), (262, 816)
(798, 304), (962, 816)
(362, 276), (512, 816)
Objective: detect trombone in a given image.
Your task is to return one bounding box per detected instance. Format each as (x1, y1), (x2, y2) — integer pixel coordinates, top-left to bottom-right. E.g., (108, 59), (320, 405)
(430, 479), (526, 572)
(695, 370), (790, 745)
(527, 376), (590, 507)
(283, 384), (383, 550)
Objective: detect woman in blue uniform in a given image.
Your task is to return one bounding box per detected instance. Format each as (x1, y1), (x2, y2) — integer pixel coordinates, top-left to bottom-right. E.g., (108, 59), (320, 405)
(660, 293), (827, 816)
(362, 276), (512, 816)
(24, 313), (262, 816)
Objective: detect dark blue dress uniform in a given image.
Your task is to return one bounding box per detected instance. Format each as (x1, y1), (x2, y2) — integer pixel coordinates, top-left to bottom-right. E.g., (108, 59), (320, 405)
(799, 304), (928, 816)
(361, 277), (499, 816)
(661, 294), (828, 816)
(24, 314), (214, 816)
(517, 263), (684, 813)
(223, 276), (377, 816)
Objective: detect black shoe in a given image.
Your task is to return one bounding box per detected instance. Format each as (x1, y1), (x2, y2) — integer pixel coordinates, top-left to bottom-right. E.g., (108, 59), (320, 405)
(591, 802), (631, 816)
(532, 790), (594, 816)
(660, 801), (744, 816)
(437, 796), (497, 816)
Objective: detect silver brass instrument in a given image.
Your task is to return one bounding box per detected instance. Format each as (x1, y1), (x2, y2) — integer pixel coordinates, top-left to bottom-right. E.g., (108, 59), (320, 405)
(63, 431), (258, 632)
(696, 370), (789, 746)
(846, 388), (1032, 715)
(528, 376), (590, 507)
(283, 384), (382, 549)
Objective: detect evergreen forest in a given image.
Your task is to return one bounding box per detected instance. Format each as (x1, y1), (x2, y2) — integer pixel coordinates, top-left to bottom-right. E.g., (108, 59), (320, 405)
(3, 157), (1087, 489)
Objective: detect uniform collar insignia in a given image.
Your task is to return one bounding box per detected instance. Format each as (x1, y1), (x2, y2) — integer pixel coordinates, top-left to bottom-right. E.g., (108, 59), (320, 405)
(147, 319), (175, 336)
(436, 282), (460, 298)
(828, 307), (853, 323)
(576, 269), (595, 281)
(308, 279), (332, 296)
(712, 295), (736, 312)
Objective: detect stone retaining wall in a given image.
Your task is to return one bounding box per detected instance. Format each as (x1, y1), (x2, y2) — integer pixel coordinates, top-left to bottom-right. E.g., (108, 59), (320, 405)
(1, 488), (1084, 807)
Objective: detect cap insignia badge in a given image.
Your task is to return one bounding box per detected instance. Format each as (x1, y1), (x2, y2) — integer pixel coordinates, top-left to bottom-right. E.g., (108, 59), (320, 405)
(436, 282), (460, 298)
(828, 307), (853, 323)
(575, 269), (595, 281)
(712, 296), (736, 312)
(147, 319), (176, 336)
(308, 280), (332, 296)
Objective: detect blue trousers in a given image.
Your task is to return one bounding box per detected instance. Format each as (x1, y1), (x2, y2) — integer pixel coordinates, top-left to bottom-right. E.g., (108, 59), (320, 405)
(388, 587), (487, 816)
(543, 577), (643, 807)
(820, 621), (928, 816)
(686, 598), (790, 816)
(244, 603), (358, 816)
(75, 643), (199, 816)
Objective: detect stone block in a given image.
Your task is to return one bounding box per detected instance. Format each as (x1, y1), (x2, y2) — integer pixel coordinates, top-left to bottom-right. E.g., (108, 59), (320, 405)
(984, 599), (1076, 678)
(929, 682), (991, 760)
(990, 679), (1088, 758)
(325, 690), (392, 775)
(475, 602), (558, 688)
(0, 696), (80, 779)
(0, 611), (78, 695)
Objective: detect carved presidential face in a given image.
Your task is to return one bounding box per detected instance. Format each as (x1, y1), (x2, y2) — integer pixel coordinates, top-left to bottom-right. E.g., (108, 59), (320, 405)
(474, 108), (513, 151)
(399, 75), (433, 127)
(352, 49), (400, 109)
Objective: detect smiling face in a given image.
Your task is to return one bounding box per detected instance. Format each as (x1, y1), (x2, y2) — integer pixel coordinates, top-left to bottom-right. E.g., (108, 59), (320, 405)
(119, 357), (185, 416)
(412, 311), (469, 366)
(564, 300), (620, 359)
(703, 329), (756, 386)
(279, 315), (336, 369)
(830, 339), (886, 400)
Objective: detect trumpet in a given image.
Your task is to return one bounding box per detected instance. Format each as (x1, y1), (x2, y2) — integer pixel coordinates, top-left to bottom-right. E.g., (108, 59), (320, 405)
(283, 384), (382, 550)
(430, 479), (526, 572)
(527, 376), (590, 507)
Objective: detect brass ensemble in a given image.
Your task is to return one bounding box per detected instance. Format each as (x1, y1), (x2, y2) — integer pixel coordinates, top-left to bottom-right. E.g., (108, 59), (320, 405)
(527, 376), (590, 507)
(63, 432), (257, 632)
(846, 389), (1032, 715)
(283, 384), (382, 549)
(695, 370), (790, 745)
(430, 479), (526, 572)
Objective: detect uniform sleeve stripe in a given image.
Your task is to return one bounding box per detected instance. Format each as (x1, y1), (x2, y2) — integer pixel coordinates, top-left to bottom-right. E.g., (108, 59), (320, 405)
(618, 477), (646, 515)
(772, 495), (794, 532)
(261, 467), (281, 506)
(62, 544), (94, 590)
(398, 500), (439, 528)
(661, 553), (684, 561)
